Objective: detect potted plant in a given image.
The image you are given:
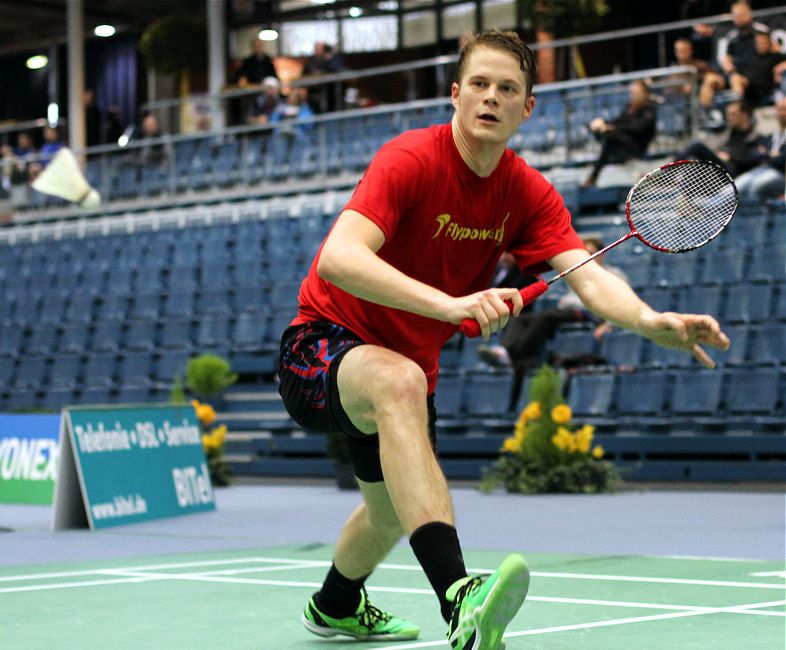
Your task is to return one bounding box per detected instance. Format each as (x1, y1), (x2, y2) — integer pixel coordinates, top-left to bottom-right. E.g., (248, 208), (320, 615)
(175, 354), (238, 487)
(481, 364), (620, 494)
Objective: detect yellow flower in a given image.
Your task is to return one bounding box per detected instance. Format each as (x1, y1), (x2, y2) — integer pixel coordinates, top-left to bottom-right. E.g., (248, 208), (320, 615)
(196, 403), (217, 425)
(576, 424), (594, 453)
(202, 432), (219, 452)
(523, 401), (541, 420)
(211, 424), (227, 446)
(551, 433), (568, 450)
(551, 404), (572, 425)
(592, 445), (605, 459)
(502, 436), (522, 454)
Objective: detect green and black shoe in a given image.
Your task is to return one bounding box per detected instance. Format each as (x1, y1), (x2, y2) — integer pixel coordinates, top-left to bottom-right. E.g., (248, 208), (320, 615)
(446, 554), (530, 650)
(302, 587), (421, 641)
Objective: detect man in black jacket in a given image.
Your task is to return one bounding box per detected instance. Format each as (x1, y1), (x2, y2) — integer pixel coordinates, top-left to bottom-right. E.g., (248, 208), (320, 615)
(582, 80), (657, 187)
(676, 100), (762, 177)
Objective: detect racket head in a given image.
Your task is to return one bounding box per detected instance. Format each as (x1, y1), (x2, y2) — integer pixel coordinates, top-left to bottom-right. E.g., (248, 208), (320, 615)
(625, 159), (738, 254)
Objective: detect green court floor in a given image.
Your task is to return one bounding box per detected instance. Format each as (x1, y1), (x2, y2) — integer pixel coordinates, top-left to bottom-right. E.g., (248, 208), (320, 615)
(2, 545), (784, 649)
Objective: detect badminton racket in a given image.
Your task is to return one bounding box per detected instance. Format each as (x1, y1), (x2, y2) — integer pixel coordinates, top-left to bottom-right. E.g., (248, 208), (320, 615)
(460, 159), (738, 337)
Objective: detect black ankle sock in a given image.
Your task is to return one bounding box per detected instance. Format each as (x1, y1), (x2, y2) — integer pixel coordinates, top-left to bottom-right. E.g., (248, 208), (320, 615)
(315, 563), (367, 618)
(409, 522), (467, 622)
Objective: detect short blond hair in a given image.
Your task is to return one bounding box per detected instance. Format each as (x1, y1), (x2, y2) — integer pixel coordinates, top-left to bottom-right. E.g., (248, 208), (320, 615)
(457, 29), (537, 97)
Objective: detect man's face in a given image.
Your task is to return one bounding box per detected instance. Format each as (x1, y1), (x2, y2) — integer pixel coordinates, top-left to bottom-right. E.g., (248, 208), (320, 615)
(629, 82), (648, 107)
(451, 46), (533, 147)
(725, 103), (748, 129)
(732, 3), (752, 29)
(674, 41), (692, 63)
(754, 33), (771, 54)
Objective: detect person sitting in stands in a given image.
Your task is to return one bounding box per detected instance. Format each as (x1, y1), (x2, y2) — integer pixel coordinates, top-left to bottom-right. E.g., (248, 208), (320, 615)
(582, 80), (657, 188)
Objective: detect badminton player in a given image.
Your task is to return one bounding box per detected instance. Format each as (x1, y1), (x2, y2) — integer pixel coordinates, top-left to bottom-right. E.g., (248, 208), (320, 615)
(278, 29), (730, 649)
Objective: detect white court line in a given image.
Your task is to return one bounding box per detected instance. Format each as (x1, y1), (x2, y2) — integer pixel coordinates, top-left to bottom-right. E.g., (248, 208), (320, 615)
(95, 569), (786, 618)
(750, 570), (786, 579)
(530, 570), (786, 590)
(378, 600), (786, 650)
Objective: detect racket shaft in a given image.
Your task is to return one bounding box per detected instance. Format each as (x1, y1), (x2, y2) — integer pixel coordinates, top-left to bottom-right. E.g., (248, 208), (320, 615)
(459, 279), (549, 338)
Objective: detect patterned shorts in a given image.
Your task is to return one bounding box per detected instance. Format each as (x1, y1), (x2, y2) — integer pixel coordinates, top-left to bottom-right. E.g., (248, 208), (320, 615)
(278, 320), (436, 482)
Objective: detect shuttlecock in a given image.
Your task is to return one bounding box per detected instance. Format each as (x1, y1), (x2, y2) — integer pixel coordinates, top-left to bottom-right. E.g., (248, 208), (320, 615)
(31, 147), (101, 209)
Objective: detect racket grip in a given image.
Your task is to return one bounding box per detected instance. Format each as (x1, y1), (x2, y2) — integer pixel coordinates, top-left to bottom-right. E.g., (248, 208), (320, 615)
(459, 278), (549, 338)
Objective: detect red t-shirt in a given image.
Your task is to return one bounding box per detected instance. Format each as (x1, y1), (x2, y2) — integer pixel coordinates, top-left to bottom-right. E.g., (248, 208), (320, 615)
(295, 123), (583, 393)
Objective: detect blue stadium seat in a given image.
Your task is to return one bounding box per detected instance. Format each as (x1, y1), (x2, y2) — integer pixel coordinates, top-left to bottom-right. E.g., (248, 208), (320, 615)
(38, 293), (69, 324)
(77, 385), (114, 406)
(675, 285), (722, 316)
(550, 326), (599, 362)
(125, 320), (157, 351)
(159, 318), (193, 350)
(194, 315), (229, 350)
(725, 366), (780, 413)
(48, 354), (82, 388)
(64, 294), (95, 324)
(129, 292), (161, 320)
(91, 319), (124, 353)
(25, 324), (58, 355)
(723, 283), (773, 323)
(748, 323), (785, 365)
(434, 371), (465, 422)
(700, 252), (746, 285)
(637, 286), (674, 313)
(671, 369), (724, 418)
(0, 361), (14, 390)
(748, 244), (785, 282)
(118, 351), (155, 385)
(600, 330), (645, 367)
(652, 254), (698, 287)
(708, 323), (749, 366)
(115, 384), (152, 404)
(83, 353), (117, 387)
(268, 310), (297, 344)
(195, 288), (232, 317)
(0, 325), (24, 357)
(156, 350), (192, 383)
(615, 369), (671, 429)
(567, 372), (616, 422)
(231, 312), (269, 350)
(162, 291), (195, 318)
(13, 355), (48, 389)
(135, 267), (165, 292)
(95, 294), (130, 321)
(464, 369), (515, 417)
(41, 386), (75, 410)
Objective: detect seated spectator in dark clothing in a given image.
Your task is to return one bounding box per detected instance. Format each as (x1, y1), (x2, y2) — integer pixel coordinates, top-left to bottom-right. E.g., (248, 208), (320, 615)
(699, 1), (770, 111)
(676, 100), (762, 177)
(731, 28), (786, 107)
(135, 112), (169, 168)
(251, 76), (285, 125)
(735, 96), (785, 201)
(669, 38), (711, 96)
(582, 80), (657, 187)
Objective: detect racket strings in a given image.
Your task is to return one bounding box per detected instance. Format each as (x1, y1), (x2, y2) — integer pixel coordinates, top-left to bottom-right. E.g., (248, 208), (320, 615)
(628, 162), (737, 252)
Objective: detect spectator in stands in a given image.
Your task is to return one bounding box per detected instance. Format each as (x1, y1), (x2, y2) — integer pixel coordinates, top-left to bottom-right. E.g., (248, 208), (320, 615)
(235, 37), (278, 87)
(27, 125), (63, 182)
(478, 237), (629, 371)
(1, 131), (36, 185)
(278, 29), (730, 648)
(734, 95), (786, 201)
(270, 88), (315, 135)
(676, 99), (762, 177)
(105, 107), (124, 145)
(699, 2), (770, 119)
(135, 112), (168, 168)
(234, 38), (279, 124)
(669, 37), (710, 95)
(680, 0), (727, 62)
(302, 41), (344, 113)
(84, 88), (102, 147)
(581, 80), (657, 187)
(250, 76), (285, 125)
(731, 28), (786, 107)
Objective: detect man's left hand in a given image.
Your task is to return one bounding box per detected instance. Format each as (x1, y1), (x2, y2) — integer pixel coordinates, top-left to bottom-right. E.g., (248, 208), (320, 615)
(640, 312), (730, 368)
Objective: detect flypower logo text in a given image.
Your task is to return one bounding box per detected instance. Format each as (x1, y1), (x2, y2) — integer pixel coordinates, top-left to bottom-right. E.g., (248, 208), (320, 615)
(432, 212), (509, 245)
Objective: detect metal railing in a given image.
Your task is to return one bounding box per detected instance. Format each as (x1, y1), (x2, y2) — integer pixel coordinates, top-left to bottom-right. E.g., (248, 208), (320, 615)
(2, 66), (697, 224)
